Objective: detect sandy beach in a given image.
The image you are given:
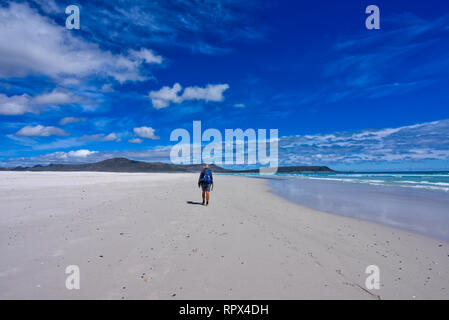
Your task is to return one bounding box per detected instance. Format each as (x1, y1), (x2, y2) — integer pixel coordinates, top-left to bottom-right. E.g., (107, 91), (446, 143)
(0, 171), (448, 300)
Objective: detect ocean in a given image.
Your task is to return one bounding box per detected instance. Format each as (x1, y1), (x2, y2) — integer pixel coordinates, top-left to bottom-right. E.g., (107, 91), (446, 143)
(276, 171), (449, 193)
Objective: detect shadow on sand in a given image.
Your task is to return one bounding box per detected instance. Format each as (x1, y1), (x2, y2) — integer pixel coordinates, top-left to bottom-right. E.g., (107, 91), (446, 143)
(186, 201), (203, 205)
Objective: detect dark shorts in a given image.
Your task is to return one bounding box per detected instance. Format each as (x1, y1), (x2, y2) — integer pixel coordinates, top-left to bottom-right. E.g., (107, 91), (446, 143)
(201, 183), (211, 192)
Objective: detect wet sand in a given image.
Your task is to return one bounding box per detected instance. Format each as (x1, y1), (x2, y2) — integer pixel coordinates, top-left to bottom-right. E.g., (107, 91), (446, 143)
(268, 177), (449, 241)
(0, 172), (448, 299)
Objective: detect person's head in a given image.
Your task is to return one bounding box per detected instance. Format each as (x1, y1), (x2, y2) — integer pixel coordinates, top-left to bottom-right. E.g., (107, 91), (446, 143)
(204, 164), (209, 169)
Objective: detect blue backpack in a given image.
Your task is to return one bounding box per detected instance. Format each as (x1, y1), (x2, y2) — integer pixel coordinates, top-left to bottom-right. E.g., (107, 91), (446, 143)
(203, 169), (212, 184)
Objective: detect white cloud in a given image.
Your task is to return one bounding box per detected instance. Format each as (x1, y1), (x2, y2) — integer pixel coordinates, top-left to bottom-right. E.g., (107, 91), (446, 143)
(182, 84), (230, 102)
(12, 149), (100, 164)
(100, 84), (114, 93)
(133, 126), (159, 139)
(32, 89), (84, 105)
(103, 133), (121, 142)
(0, 3), (162, 83)
(128, 48), (163, 64)
(0, 93), (34, 115)
(149, 83), (229, 109)
(66, 150), (98, 158)
(80, 133), (121, 142)
(128, 138), (143, 144)
(149, 83), (183, 109)
(0, 89), (85, 115)
(6, 118), (449, 169)
(234, 103), (245, 108)
(31, 0), (61, 14)
(279, 119), (449, 164)
(59, 117), (86, 125)
(15, 125), (69, 137)
(61, 78), (81, 86)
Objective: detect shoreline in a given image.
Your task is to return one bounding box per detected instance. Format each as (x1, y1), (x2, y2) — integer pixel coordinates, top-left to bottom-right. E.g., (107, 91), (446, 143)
(263, 182), (447, 245)
(262, 175), (449, 242)
(1, 172), (448, 299)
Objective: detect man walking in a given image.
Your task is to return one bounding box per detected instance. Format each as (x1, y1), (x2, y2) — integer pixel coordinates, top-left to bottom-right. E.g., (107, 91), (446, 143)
(198, 164), (213, 206)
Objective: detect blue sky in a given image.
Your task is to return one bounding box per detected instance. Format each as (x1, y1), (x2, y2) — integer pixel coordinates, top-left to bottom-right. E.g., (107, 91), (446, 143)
(0, 0), (449, 171)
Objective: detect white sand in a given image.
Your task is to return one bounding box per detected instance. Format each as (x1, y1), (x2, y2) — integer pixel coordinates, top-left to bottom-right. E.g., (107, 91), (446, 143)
(0, 171), (448, 299)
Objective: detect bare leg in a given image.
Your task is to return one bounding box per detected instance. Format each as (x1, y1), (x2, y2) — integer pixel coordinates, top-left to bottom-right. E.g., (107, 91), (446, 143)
(206, 191), (210, 205)
(202, 191), (205, 205)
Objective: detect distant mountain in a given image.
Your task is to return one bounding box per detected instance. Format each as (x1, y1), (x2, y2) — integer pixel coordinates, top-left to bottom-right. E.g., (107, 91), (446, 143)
(0, 157), (334, 173)
(3, 158), (232, 173)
